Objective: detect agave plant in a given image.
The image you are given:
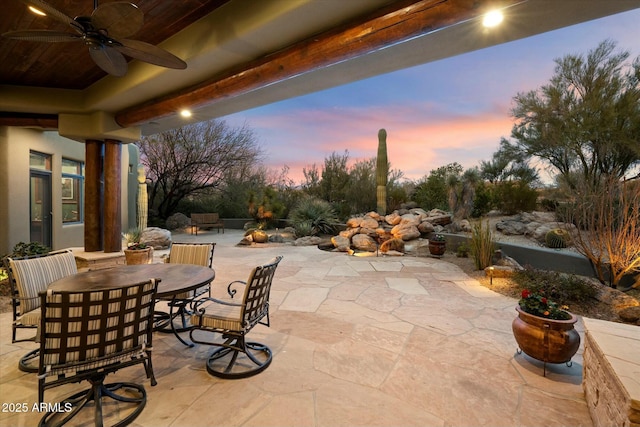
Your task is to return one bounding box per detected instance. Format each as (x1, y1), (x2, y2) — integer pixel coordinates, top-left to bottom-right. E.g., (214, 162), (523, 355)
(289, 196), (339, 236)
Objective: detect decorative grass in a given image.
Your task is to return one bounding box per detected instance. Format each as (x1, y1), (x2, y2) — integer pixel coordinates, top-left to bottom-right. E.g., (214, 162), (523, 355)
(470, 220), (495, 270)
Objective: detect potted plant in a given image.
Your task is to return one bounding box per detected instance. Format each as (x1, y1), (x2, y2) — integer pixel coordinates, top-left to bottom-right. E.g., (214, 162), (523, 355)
(123, 228), (153, 265)
(512, 289), (580, 375)
(428, 233), (446, 257)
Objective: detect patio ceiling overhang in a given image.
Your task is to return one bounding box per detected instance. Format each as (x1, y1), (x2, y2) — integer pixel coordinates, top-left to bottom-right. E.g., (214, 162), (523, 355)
(1, 0), (639, 142)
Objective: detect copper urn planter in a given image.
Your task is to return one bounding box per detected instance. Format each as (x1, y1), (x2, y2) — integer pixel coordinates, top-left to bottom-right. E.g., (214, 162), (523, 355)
(428, 240), (446, 257)
(512, 305), (580, 375)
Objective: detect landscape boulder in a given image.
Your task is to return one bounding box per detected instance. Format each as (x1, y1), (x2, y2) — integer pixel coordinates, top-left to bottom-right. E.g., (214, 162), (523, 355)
(141, 227), (172, 249)
(165, 213), (191, 231)
(352, 234), (377, 252)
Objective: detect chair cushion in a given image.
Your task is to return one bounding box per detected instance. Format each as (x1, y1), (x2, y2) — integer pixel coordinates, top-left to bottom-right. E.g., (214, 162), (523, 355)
(191, 301), (243, 331)
(18, 308), (41, 327)
(168, 244), (213, 266)
(171, 285), (208, 300)
(9, 251), (77, 314)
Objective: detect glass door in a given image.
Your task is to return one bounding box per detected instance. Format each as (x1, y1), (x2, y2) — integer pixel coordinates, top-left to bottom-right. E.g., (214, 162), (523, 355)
(30, 171), (52, 248)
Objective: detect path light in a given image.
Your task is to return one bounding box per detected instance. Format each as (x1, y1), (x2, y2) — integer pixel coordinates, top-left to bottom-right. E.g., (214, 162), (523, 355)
(489, 266), (494, 285)
(180, 109), (192, 118)
(483, 10), (504, 28)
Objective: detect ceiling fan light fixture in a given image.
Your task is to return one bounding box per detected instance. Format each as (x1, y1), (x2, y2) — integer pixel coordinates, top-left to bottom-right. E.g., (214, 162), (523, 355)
(28, 5), (46, 16)
(5, 1), (187, 77)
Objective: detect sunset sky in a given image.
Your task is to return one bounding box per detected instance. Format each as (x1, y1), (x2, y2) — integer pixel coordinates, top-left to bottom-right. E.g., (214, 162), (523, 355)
(222, 8), (640, 185)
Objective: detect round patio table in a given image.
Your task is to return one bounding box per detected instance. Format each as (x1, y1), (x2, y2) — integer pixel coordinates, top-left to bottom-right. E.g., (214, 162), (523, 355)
(48, 263), (215, 346)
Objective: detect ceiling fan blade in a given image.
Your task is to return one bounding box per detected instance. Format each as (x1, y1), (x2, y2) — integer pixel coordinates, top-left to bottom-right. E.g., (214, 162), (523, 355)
(20, 0), (79, 30)
(115, 39), (187, 70)
(91, 2), (144, 39)
(2, 30), (80, 43)
(89, 45), (128, 77)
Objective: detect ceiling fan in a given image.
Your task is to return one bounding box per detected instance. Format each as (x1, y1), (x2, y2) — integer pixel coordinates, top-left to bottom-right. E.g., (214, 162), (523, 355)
(3, 0), (187, 77)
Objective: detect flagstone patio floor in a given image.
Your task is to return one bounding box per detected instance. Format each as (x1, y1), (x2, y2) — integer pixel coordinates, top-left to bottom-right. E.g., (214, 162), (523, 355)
(0, 229), (595, 426)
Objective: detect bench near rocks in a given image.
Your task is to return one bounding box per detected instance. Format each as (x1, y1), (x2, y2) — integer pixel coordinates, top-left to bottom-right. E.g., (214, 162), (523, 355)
(191, 213), (224, 235)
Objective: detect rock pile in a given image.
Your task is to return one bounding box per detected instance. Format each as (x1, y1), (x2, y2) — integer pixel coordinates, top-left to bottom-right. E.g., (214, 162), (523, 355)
(494, 211), (577, 245)
(331, 208), (452, 253)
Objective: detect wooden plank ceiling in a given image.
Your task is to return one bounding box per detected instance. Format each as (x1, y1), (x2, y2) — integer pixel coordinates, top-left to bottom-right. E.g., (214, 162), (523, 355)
(0, 0), (231, 89)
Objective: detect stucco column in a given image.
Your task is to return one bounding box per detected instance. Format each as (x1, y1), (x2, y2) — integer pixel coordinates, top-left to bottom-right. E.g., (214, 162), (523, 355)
(84, 139), (103, 251)
(103, 139), (122, 253)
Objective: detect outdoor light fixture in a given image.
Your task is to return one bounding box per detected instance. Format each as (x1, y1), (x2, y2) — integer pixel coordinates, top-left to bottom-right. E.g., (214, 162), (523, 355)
(482, 10), (504, 28)
(489, 266), (494, 285)
(180, 109), (192, 118)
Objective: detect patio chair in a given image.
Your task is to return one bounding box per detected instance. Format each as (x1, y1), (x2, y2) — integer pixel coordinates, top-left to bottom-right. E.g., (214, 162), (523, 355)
(189, 256), (283, 379)
(4, 249), (78, 372)
(155, 242), (215, 334)
(38, 279), (158, 427)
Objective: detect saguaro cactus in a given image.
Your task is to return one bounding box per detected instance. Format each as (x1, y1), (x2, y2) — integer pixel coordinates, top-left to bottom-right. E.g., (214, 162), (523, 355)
(376, 128), (388, 215)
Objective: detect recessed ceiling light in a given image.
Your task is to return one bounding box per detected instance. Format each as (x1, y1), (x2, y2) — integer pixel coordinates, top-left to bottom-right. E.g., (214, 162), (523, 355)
(180, 109), (192, 118)
(28, 6), (46, 16)
(483, 10), (504, 28)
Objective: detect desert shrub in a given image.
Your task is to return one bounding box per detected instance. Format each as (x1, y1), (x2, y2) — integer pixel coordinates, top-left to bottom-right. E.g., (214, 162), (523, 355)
(539, 198), (559, 212)
(456, 242), (470, 258)
(471, 182), (493, 218)
(493, 181), (537, 214)
(470, 220), (495, 270)
(7, 242), (50, 258)
(545, 228), (571, 248)
(565, 177), (640, 288)
(292, 220), (314, 238)
(289, 196), (339, 236)
(512, 267), (598, 307)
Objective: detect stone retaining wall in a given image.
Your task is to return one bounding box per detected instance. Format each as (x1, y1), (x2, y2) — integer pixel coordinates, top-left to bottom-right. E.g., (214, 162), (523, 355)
(582, 318), (639, 427)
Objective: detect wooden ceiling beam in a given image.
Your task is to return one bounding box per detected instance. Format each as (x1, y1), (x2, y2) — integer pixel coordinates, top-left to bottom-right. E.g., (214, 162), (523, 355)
(0, 112), (58, 129)
(116, 0), (515, 129)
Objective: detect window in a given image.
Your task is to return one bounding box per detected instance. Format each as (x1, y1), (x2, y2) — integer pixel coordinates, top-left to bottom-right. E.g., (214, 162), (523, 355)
(30, 151), (51, 171)
(61, 159), (84, 223)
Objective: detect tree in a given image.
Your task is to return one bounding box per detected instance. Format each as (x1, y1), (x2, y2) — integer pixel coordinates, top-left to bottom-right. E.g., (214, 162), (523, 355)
(412, 162), (463, 211)
(480, 138), (538, 185)
(510, 40), (640, 190)
(320, 150), (350, 204)
(345, 158), (376, 214)
(138, 119), (263, 220)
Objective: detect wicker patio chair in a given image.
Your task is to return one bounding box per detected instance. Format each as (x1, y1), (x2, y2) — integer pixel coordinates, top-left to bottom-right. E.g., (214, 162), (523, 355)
(189, 256), (282, 379)
(155, 242), (215, 334)
(4, 249), (78, 372)
(38, 279), (158, 427)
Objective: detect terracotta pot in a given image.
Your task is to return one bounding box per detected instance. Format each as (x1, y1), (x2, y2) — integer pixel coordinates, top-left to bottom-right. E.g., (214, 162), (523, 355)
(124, 247), (153, 265)
(428, 240), (446, 256)
(512, 305), (580, 364)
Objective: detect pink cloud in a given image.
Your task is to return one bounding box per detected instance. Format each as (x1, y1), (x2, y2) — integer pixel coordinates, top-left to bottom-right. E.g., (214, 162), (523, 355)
(261, 102), (514, 183)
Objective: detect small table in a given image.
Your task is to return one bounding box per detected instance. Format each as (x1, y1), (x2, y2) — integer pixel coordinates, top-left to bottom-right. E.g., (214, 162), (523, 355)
(48, 264), (215, 346)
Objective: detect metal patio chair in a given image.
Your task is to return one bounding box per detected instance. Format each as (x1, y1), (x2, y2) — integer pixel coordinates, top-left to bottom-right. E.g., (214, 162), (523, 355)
(4, 249), (78, 372)
(189, 256), (282, 379)
(155, 242), (215, 334)
(37, 279), (158, 427)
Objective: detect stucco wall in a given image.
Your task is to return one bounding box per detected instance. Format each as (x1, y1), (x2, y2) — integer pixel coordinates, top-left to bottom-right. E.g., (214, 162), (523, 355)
(0, 126), (136, 255)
